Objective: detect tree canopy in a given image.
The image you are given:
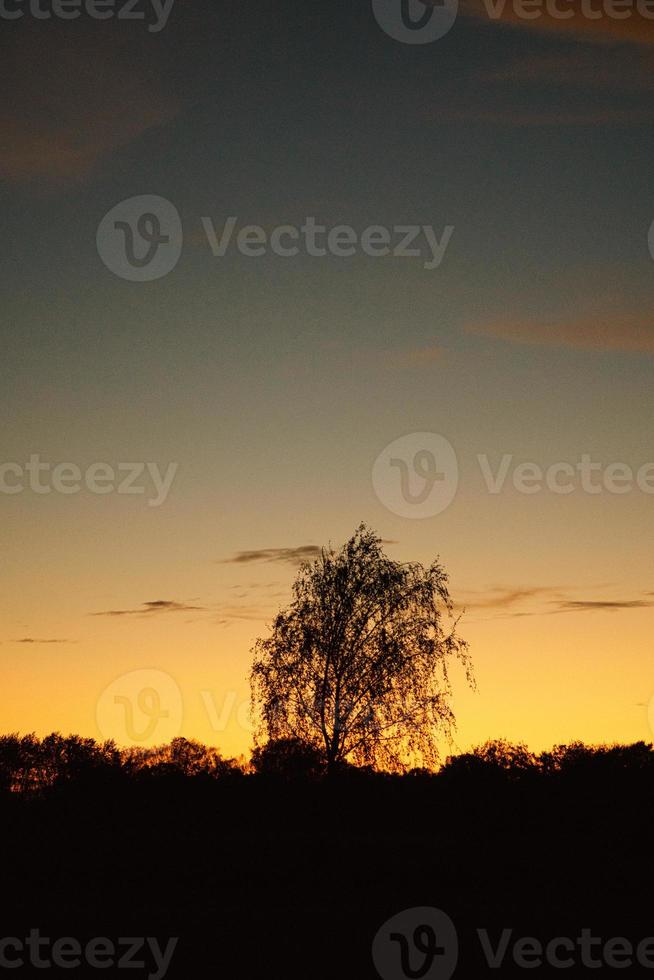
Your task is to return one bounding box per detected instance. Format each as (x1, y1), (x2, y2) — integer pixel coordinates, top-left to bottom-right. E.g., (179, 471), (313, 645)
(250, 524), (473, 772)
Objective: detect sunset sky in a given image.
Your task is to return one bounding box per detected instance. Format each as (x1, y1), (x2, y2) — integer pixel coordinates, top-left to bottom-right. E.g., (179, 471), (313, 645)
(2, 0), (653, 760)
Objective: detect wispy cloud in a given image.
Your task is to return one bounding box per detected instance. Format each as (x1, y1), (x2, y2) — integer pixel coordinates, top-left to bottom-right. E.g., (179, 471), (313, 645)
(456, 585), (564, 611)
(457, 585), (654, 618)
(0, 30), (178, 183)
(476, 50), (654, 92)
(220, 546), (321, 566)
(215, 605), (275, 628)
(432, 44), (654, 129)
(94, 600), (206, 617)
(552, 599), (654, 613)
(13, 638), (72, 644)
(466, 311), (654, 354)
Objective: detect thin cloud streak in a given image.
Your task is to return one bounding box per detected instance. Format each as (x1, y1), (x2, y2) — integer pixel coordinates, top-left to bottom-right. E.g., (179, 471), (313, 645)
(456, 585), (564, 610)
(466, 311), (654, 353)
(220, 546), (321, 566)
(476, 50), (654, 91)
(457, 586), (654, 619)
(94, 600), (207, 617)
(552, 599), (654, 612)
(13, 638), (73, 644)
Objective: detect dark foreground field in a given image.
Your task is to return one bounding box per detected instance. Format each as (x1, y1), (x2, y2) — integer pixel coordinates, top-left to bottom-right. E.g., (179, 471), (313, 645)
(2, 740), (653, 978)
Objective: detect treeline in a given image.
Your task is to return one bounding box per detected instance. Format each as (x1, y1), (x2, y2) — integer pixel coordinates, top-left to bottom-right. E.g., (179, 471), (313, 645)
(4, 733), (654, 978)
(1, 732), (653, 795)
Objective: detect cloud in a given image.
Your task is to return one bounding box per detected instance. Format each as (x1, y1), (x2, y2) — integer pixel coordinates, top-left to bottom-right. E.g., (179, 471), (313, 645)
(215, 605), (274, 627)
(0, 29), (178, 182)
(220, 546), (321, 566)
(461, 0), (654, 45)
(458, 585), (654, 618)
(14, 638), (72, 644)
(476, 49), (654, 91)
(466, 311), (654, 353)
(552, 599), (654, 612)
(456, 585), (564, 611)
(94, 600), (206, 617)
(433, 47), (654, 128)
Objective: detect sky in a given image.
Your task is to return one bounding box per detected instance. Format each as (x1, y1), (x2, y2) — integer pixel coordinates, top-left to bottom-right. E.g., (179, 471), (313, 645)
(1, 0), (653, 760)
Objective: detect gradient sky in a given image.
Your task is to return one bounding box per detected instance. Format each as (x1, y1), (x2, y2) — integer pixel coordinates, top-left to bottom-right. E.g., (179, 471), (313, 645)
(2, 0), (653, 760)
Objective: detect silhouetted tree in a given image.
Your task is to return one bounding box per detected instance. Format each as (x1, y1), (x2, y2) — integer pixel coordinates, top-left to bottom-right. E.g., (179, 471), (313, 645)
(0, 734), (41, 794)
(122, 737), (238, 778)
(250, 524), (473, 772)
(0, 732), (121, 794)
(251, 737), (324, 779)
(442, 739), (537, 783)
(539, 740), (654, 777)
(38, 733), (121, 787)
